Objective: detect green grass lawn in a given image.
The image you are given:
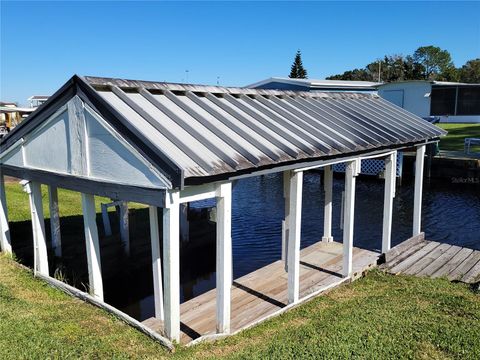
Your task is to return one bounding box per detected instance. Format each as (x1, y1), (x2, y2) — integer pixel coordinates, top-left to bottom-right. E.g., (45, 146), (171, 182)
(4, 181), (145, 223)
(1, 254), (479, 359)
(436, 123), (480, 152)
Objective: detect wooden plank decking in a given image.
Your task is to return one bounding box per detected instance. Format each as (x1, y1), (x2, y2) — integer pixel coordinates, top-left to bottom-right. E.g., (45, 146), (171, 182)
(383, 236), (480, 284)
(143, 240), (379, 344)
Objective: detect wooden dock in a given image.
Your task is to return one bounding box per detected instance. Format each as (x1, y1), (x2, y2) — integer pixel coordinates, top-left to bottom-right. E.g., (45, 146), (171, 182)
(383, 234), (480, 284)
(143, 240), (379, 344)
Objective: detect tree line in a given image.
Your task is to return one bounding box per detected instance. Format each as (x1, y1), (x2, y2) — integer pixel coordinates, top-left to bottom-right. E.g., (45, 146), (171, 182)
(288, 47), (479, 83)
(325, 46), (479, 83)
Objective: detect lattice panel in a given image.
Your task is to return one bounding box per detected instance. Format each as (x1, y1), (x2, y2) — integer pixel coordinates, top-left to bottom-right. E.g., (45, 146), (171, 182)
(333, 152), (403, 177)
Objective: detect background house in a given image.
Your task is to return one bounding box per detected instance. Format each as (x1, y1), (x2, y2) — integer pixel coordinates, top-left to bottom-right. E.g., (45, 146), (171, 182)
(377, 81), (480, 123)
(0, 95), (49, 136)
(248, 77), (381, 93)
(28, 95), (49, 108)
(0, 102), (35, 136)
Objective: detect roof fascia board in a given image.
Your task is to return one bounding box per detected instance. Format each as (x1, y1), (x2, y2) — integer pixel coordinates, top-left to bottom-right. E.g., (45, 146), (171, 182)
(432, 83), (480, 88)
(311, 87), (377, 91)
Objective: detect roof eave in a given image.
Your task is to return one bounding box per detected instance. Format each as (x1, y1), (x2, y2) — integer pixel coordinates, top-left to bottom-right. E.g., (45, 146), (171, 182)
(183, 137), (443, 186)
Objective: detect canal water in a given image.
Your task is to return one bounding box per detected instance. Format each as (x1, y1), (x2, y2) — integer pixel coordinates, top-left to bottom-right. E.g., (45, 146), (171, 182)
(114, 172), (480, 321)
(8, 171), (479, 322)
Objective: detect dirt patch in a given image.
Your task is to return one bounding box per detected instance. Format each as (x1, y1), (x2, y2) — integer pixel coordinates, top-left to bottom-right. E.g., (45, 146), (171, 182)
(416, 341), (451, 360)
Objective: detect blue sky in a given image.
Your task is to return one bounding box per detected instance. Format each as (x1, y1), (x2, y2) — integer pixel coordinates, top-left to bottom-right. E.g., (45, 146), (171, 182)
(1, 1), (479, 105)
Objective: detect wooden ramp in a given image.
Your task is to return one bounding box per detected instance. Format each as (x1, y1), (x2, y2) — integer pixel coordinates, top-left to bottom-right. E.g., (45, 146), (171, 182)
(383, 234), (480, 284)
(143, 241), (379, 344)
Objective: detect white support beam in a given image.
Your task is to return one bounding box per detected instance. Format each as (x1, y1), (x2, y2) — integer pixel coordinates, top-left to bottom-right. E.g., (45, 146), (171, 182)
(322, 165), (334, 242)
(0, 174), (12, 254)
(216, 182), (232, 334)
(343, 160), (358, 278)
(22, 181), (49, 276)
(48, 185), (62, 257)
(149, 206), (164, 321)
(382, 152), (396, 253)
(81, 193), (103, 301)
(179, 183), (216, 204)
(287, 171), (303, 304)
(282, 171), (290, 269)
(413, 145), (426, 236)
(119, 201), (130, 255)
(163, 189), (180, 342)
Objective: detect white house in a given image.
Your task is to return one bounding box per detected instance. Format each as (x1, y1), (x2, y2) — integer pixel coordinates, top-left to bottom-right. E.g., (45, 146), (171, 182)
(248, 77), (381, 93)
(378, 81), (480, 123)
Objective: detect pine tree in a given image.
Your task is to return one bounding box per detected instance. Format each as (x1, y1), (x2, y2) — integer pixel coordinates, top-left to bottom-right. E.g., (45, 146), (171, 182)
(289, 50), (308, 79)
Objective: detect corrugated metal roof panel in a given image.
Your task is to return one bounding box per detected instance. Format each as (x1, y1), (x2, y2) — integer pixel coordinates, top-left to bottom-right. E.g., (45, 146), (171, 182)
(188, 94), (285, 161)
(85, 76), (446, 181)
(97, 90), (208, 176)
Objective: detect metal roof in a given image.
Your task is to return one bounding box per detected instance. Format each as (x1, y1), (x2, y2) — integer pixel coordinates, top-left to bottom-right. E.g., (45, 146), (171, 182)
(247, 77), (382, 90)
(0, 106), (36, 113)
(85, 76), (445, 178)
(27, 95), (50, 100)
(1, 75), (446, 188)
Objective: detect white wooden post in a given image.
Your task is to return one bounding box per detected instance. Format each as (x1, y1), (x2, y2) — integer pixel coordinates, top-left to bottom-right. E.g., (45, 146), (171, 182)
(413, 145), (426, 236)
(81, 193), (104, 301)
(0, 174), (12, 254)
(149, 205), (164, 321)
(322, 165), (334, 242)
(48, 185), (62, 257)
(287, 171), (303, 304)
(22, 181), (49, 276)
(343, 160), (358, 278)
(101, 204), (112, 236)
(163, 190), (180, 342)
(282, 171), (290, 270)
(382, 152), (396, 253)
(119, 201), (130, 255)
(216, 182), (232, 334)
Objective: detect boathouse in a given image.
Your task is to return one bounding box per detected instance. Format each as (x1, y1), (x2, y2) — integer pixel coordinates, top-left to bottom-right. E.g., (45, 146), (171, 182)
(0, 75), (445, 346)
